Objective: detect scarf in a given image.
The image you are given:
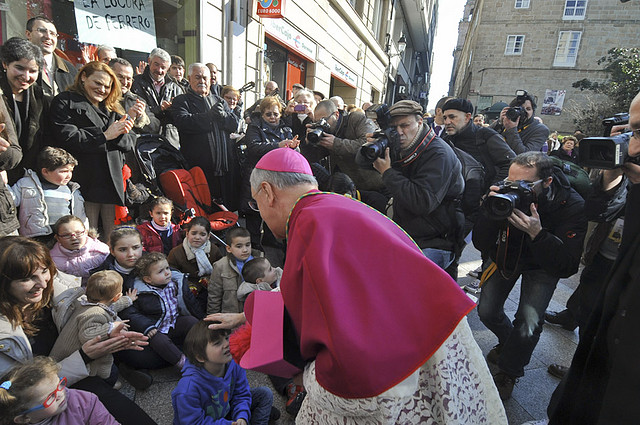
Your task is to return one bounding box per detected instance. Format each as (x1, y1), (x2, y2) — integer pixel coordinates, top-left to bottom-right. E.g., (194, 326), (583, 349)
(183, 238), (213, 277)
(113, 261), (134, 275)
(151, 220), (173, 235)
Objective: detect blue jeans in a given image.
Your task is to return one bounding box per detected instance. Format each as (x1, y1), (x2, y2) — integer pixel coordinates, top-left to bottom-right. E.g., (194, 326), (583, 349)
(421, 248), (455, 270)
(250, 386), (273, 425)
(477, 268), (559, 377)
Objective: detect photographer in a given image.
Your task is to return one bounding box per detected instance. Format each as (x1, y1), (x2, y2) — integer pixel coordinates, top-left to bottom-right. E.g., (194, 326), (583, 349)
(372, 100), (464, 269)
(492, 91), (549, 153)
(307, 99), (380, 191)
(473, 152), (586, 401)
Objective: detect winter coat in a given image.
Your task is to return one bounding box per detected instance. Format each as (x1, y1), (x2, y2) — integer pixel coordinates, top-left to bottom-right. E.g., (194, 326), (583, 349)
(494, 116), (549, 154)
(550, 147), (579, 164)
(0, 73), (49, 184)
(50, 237), (110, 284)
(382, 125), (465, 251)
(237, 267), (282, 302)
(0, 87), (23, 236)
(207, 250), (263, 314)
(37, 53), (77, 97)
(167, 239), (223, 284)
(90, 254), (137, 291)
(137, 220), (183, 254)
(473, 170), (587, 278)
(120, 270), (204, 335)
(45, 389), (119, 425)
(49, 91), (136, 205)
(172, 359), (251, 425)
(130, 67), (184, 148)
(10, 169), (87, 237)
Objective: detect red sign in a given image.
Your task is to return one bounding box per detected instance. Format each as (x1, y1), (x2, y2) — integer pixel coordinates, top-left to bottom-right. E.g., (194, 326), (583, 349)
(257, 0), (286, 18)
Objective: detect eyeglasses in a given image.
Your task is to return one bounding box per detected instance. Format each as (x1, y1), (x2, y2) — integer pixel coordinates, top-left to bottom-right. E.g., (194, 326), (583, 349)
(632, 129), (640, 139)
(248, 187), (263, 212)
(502, 179), (543, 189)
(35, 28), (58, 38)
(57, 229), (87, 239)
(20, 377), (67, 416)
(264, 112), (280, 118)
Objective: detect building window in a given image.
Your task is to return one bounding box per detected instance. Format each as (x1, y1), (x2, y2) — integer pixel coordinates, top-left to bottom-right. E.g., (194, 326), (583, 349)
(477, 96), (493, 111)
(505, 35), (525, 55)
(553, 31), (582, 67)
(515, 0), (530, 8)
(563, 0), (587, 20)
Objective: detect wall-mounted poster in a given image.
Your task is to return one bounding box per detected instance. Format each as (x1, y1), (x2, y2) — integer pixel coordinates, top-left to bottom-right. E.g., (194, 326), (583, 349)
(541, 89), (566, 116)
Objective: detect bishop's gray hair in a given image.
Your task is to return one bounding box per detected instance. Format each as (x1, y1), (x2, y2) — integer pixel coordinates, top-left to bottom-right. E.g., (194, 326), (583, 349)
(250, 168), (317, 191)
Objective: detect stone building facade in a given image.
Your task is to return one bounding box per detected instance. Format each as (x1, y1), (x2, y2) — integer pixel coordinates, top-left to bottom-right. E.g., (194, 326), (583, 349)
(450, 0), (640, 133)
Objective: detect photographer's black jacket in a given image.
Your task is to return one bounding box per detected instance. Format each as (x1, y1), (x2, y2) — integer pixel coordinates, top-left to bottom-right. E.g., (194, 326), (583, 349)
(472, 170), (587, 278)
(382, 125), (464, 251)
(493, 116), (549, 154)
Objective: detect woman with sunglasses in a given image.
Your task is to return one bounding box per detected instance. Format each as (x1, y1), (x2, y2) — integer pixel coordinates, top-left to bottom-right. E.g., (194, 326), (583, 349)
(0, 236), (156, 425)
(241, 96), (299, 249)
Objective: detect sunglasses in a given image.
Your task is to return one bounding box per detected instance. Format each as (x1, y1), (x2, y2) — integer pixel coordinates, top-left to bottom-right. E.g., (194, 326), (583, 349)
(263, 112), (280, 118)
(20, 377), (67, 416)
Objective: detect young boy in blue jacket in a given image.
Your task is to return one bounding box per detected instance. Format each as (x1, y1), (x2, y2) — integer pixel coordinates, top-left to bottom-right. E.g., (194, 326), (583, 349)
(171, 320), (275, 425)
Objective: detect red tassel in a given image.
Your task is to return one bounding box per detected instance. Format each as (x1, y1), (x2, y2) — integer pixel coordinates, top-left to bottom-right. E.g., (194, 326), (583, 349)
(229, 322), (252, 364)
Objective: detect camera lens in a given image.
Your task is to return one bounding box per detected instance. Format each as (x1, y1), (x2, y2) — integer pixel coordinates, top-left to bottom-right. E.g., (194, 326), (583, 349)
(307, 129), (324, 144)
(361, 143), (382, 161)
(486, 194), (518, 220)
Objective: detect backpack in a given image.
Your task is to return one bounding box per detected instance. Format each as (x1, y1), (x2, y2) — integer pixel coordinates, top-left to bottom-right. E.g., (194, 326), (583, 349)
(548, 156), (592, 200)
(445, 140), (486, 217)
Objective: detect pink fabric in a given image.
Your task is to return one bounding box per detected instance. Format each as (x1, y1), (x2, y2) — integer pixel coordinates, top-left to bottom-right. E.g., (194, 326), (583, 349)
(49, 389), (119, 425)
(254, 147), (312, 175)
(281, 192), (476, 399)
(50, 237), (110, 283)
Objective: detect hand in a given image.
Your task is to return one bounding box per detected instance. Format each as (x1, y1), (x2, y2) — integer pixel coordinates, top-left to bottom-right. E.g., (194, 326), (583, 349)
(128, 99), (146, 120)
(373, 147), (392, 174)
(160, 100), (172, 111)
(279, 135), (300, 149)
(232, 419), (248, 425)
(610, 124), (628, 137)
(104, 115), (134, 140)
(82, 324), (148, 359)
(285, 101), (296, 115)
(108, 321), (129, 338)
(500, 107), (518, 130)
(212, 100), (226, 117)
(0, 123), (9, 153)
(0, 171), (6, 185)
(317, 132), (335, 149)
(622, 162), (640, 184)
(205, 313), (246, 330)
(126, 288), (138, 302)
(508, 203), (542, 239)
(136, 61), (148, 75)
(147, 328), (158, 339)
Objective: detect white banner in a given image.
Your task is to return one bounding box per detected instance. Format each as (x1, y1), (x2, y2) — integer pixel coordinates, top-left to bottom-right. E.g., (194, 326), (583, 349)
(74, 0), (157, 53)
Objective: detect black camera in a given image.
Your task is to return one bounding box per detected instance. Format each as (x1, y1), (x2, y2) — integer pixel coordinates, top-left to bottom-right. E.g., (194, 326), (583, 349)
(306, 118), (331, 144)
(484, 180), (538, 220)
(577, 133), (640, 169)
(365, 104), (392, 130)
(355, 128), (400, 166)
(505, 106), (528, 123)
(602, 112), (629, 136)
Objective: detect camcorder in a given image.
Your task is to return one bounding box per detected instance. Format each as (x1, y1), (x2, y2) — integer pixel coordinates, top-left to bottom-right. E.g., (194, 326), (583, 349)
(355, 104), (400, 167)
(484, 180), (538, 220)
(578, 113), (640, 169)
(505, 89), (530, 123)
(306, 118), (331, 144)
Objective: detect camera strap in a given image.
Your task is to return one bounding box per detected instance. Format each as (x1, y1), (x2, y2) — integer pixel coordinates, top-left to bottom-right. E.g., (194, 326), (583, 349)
(495, 223), (526, 279)
(393, 129), (436, 168)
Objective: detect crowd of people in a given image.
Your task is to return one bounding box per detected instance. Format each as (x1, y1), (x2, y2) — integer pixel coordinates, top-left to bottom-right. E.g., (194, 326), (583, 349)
(0, 12), (638, 425)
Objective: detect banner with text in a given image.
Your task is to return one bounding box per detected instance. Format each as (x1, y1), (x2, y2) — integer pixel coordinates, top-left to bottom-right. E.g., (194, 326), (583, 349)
(73, 0), (157, 52)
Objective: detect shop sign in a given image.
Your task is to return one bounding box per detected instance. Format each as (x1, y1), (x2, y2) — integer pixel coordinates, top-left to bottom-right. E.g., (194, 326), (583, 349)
(332, 60), (357, 88)
(263, 18), (315, 62)
(73, 0), (157, 52)
(257, 0), (286, 18)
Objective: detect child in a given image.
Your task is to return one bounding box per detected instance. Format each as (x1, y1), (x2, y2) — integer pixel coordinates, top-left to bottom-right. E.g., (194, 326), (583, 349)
(137, 196), (182, 255)
(237, 257), (282, 303)
(172, 320), (275, 425)
(50, 271), (137, 383)
(120, 252), (203, 369)
(50, 215), (110, 286)
(92, 226), (145, 290)
(207, 227), (263, 314)
(168, 216), (223, 312)
(0, 357), (118, 425)
(10, 146), (88, 242)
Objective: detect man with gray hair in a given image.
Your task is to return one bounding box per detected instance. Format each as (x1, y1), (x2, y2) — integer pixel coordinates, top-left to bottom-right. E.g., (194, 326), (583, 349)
(96, 45), (116, 63)
(131, 47), (184, 148)
(329, 95), (345, 111)
(170, 63), (240, 207)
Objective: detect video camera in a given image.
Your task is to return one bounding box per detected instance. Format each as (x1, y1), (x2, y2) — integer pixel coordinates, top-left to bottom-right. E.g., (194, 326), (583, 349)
(306, 118), (331, 144)
(484, 180), (538, 220)
(505, 90), (530, 123)
(578, 113), (640, 169)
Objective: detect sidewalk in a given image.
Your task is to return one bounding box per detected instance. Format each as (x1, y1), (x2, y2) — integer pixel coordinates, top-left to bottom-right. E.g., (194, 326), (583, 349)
(125, 244), (580, 424)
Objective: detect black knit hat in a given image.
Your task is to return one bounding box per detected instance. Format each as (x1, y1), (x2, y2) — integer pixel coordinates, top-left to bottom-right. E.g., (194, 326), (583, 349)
(442, 98), (474, 114)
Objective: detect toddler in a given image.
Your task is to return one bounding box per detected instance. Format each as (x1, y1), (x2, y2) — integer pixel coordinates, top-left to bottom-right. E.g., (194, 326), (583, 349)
(207, 227), (263, 314)
(50, 215), (110, 286)
(0, 357), (118, 425)
(137, 196), (182, 255)
(120, 252), (203, 369)
(168, 216), (223, 312)
(237, 257), (282, 303)
(172, 320), (275, 425)
(50, 271), (137, 383)
(10, 146), (88, 242)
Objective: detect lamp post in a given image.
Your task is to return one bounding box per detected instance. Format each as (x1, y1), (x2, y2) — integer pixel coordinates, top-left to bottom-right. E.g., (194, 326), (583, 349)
(383, 34), (407, 104)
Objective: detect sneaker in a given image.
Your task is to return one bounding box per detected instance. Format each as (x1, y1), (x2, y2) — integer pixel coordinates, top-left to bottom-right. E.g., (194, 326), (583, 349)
(547, 363), (569, 379)
(487, 344), (503, 365)
(493, 371), (517, 401)
(467, 266), (482, 279)
(463, 280), (482, 295)
(544, 310), (578, 331)
(118, 363), (153, 391)
(270, 406), (281, 421)
(285, 382), (306, 417)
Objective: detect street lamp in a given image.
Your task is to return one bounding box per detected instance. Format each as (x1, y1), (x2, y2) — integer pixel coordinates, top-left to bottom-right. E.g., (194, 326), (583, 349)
(385, 33), (407, 57)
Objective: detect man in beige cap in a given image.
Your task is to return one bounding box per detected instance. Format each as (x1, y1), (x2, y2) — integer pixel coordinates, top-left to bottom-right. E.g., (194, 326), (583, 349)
(371, 100), (465, 271)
